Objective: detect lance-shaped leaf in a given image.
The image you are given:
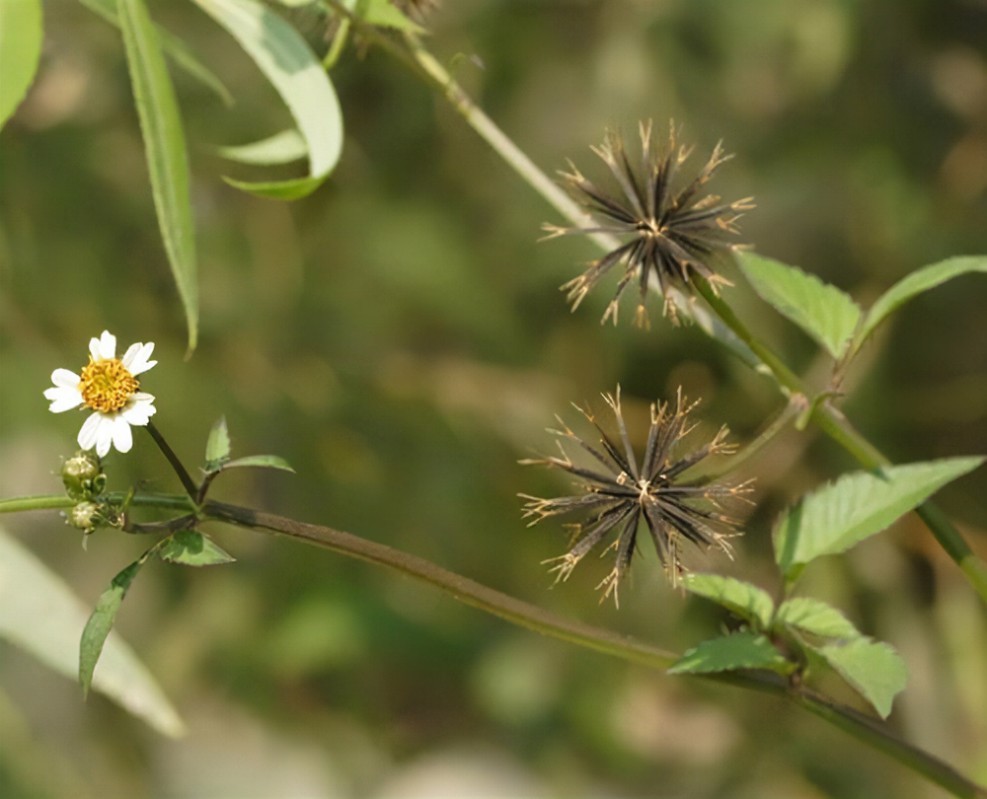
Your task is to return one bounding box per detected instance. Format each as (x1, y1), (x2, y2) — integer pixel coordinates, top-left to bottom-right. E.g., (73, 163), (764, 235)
(222, 454), (295, 472)
(118, 0), (199, 352)
(669, 632), (793, 676)
(216, 128), (307, 166)
(737, 252), (861, 359)
(854, 256), (987, 353)
(775, 596), (860, 640)
(682, 573), (775, 631)
(195, 0), (343, 200)
(0, 0), (43, 130)
(78, 0), (234, 106)
(809, 638), (907, 719)
(774, 457), (984, 577)
(79, 553), (152, 698)
(0, 528), (183, 737)
(158, 530), (235, 566)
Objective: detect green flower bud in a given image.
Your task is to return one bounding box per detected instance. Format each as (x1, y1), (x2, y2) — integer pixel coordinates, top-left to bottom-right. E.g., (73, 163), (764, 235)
(68, 501), (102, 533)
(62, 451), (105, 500)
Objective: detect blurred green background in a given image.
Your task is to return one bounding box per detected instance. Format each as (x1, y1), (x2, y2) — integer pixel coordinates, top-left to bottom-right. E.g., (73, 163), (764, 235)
(1, 1), (986, 797)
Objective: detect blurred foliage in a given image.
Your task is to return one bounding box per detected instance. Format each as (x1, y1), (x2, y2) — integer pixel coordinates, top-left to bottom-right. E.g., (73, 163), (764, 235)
(1, 0), (986, 797)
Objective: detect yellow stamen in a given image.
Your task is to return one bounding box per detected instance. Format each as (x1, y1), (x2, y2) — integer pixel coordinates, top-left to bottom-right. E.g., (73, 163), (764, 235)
(78, 357), (139, 413)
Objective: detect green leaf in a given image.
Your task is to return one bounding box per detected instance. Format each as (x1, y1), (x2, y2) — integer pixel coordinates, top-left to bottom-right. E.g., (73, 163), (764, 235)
(205, 415), (231, 468)
(774, 457), (984, 577)
(737, 252), (862, 359)
(775, 597), (860, 640)
(118, 0), (199, 352)
(810, 638), (907, 719)
(855, 256), (987, 350)
(194, 0), (343, 200)
(78, 0), (234, 106)
(351, 0), (424, 32)
(0, 0), (43, 130)
(682, 573), (775, 631)
(669, 632), (793, 676)
(217, 128), (307, 166)
(222, 454), (295, 472)
(158, 529), (235, 567)
(79, 555), (150, 699)
(0, 527), (183, 736)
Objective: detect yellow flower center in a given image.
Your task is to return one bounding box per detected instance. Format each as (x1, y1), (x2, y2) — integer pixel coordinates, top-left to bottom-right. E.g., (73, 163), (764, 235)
(78, 357), (139, 413)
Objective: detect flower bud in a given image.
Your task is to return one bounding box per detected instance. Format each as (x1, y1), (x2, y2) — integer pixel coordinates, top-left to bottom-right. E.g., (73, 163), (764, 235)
(62, 451), (105, 500)
(68, 501), (102, 533)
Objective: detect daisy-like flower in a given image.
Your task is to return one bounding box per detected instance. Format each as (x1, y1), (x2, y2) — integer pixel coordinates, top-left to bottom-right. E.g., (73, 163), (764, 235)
(545, 120), (754, 326)
(520, 386), (752, 605)
(44, 330), (157, 457)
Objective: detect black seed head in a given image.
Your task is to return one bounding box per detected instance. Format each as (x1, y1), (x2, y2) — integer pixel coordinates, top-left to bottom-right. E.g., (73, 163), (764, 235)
(520, 386), (753, 606)
(545, 121), (754, 326)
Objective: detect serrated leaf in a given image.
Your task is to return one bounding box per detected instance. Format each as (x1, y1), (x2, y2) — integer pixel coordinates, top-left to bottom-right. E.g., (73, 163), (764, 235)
(78, 0), (234, 106)
(810, 638), (907, 719)
(205, 415), (231, 468)
(0, 0), (43, 130)
(775, 597), (860, 640)
(775, 457), (984, 577)
(194, 0), (343, 200)
(118, 0), (199, 352)
(737, 252), (861, 359)
(222, 454), (295, 472)
(0, 528), (183, 737)
(157, 529), (235, 567)
(217, 128), (307, 165)
(79, 556), (149, 698)
(669, 632), (793, 676)
(855, 256), (987, 350)
(682, 573), (775, 631)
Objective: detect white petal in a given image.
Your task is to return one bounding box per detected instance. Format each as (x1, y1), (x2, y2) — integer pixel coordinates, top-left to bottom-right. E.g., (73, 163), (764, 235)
(51, 368), (80, 388)
(91, 330), (116, 361)
(123, 341), (157, 375)
(45, 385), (83, 413)
(78, 412), (106, 452)
(122, 395), (156, 426)
(111, 415), (133, 453)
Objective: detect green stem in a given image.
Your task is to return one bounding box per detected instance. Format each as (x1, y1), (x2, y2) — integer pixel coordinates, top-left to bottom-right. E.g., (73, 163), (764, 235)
(3, 492), (983, 795)
(145, 421), (199, 501)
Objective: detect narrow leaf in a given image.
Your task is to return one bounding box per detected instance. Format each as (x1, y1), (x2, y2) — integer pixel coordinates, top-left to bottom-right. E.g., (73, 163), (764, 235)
(775, 597), (860, 640)
(217, 128), (307, 166)
(194, 0), (343, 199)
(79, 557), (148, 698)
(737, 252), (861, 359)
(856, 256), (987, 349)
(810, 638), (907, 719)
(0, 528), (183, 737)
(78, 0), (234, 106)
(669, 632), (793, 676)
(682, 573), (774, 631)
(0, 0), (43, 130)
(158, 529), (235, 567)
(118, 0), (199, 351)
(222, 454), (295, 472)
(774, 457), (984, 577)
(205, 415), (231, 467)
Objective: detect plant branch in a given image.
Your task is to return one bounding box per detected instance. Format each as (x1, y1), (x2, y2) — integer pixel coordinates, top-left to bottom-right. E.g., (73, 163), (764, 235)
(3, 491), (983, 795)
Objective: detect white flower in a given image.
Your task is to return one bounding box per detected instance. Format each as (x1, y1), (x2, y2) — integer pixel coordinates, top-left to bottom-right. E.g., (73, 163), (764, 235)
(44, 330), (157, 457)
